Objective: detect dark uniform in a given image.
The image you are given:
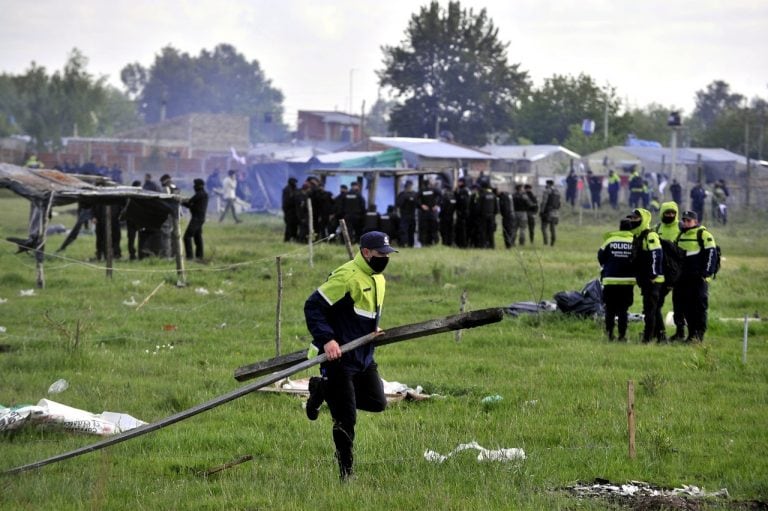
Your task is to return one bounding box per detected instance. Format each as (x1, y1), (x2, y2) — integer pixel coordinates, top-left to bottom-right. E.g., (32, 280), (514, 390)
(512, 185), (530, 246)
(473, 182), (497, 249)
(417, 182), (440, 246)
(438, 187), (456, 246)
(498, 190), (515, 248)
(453, 180), (471, 248)
(598, 220), (636, 341)
(282, 178), (299, 242)
(395, 182), (418, 247)
(341, 184), (366, 243)
(539, 181), (561, 246)
(182, 179), (209, 259)
(524, 185), (538, 243)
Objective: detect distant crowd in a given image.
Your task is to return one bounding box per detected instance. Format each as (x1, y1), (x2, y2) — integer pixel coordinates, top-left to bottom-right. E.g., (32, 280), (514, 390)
(281, 175), (563, 249)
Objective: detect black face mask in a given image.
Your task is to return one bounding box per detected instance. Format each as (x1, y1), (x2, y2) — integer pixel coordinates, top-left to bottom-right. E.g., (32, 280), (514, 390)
(629, 219), (642, 230)
(367, 256), (389, 273)
(662, 215), (676, 224)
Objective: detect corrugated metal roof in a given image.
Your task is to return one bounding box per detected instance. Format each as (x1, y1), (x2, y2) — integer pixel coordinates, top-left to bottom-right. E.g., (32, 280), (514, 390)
(0, 163), (177, 206)
(369, 137), (494, 160)
(482, 144), (581, 161)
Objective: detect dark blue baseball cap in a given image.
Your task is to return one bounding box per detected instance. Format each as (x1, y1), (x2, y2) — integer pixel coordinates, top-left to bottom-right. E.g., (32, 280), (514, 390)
(360, 231), (398, 254)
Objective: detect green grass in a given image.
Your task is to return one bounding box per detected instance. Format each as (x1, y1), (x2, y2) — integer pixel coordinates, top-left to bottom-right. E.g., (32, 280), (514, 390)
(1, 192), (767, 510)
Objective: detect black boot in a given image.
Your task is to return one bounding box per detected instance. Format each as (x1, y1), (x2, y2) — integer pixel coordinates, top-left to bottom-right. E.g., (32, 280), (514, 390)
(305, 376), (325, 421)
(670, 327), (685, 341)
(335, 449), (354, 481)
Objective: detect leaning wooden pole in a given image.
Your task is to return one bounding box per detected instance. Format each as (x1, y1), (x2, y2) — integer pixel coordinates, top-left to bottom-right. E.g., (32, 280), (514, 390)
(339, 219), (354, 260)
(3, 308), (504, 476)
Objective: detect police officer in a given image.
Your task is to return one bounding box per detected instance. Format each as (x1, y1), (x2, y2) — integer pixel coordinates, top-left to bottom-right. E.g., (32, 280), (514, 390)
(511, 184), (530, 246)
(627, 208), (665, 343)
(438, 184), (456, 246)
(395, 180), (418, 247)
(282, 177), (299, 242)
(628, 168), (644, 208)
(655, 202), (683, 340)
(539, 179), (561, 246)
(453, 177), (471, 248)
(182, 178), (209, 260)
(676, 211), (718, 342)
(498, 188), (515, 249)
(524, 184), (538, 244)
(417, 180), (440, 246)
(472, 178), (497, 249)
(342, 181), (366, 243)
(598, 218), (636, 341)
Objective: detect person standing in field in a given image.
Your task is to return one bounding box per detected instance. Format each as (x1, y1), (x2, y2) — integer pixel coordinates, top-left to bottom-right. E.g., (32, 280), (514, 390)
(676, 210), (718, 343)
(539, 179), (561, 246)
(303, 231), (397, 481)
(219, 169), (242, 223)
(654, 202), (684, 340)
(598, 218), (636, 341)
(627, 208), (665, 343)
(181, 178), (209, 260)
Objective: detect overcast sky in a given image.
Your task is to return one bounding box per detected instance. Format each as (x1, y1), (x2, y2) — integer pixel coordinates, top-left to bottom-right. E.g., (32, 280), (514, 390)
(2, 0), (766, 129)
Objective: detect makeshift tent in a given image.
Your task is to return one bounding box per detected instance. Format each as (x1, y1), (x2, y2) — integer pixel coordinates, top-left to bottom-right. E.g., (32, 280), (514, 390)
(0, 163), (181, 287)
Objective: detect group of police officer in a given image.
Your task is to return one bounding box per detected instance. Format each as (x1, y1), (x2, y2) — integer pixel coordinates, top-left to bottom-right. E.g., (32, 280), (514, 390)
(282, 176), (563, 250)
(598, 201), (718, 343)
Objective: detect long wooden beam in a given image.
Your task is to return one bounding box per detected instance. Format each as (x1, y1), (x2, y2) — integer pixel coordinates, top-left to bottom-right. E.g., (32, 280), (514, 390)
(3, 307), (504, 476)
(234, 307), (504, 381)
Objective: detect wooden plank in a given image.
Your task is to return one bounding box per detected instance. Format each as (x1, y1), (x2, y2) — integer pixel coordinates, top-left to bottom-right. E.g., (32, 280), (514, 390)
(234, 307), (504, 381)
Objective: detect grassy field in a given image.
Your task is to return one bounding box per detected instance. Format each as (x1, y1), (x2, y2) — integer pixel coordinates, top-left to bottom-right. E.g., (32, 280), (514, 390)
(1, 191), (766, 510)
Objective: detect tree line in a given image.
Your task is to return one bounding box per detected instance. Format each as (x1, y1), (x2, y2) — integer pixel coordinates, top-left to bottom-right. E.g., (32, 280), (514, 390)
(1, 1), (766, 159)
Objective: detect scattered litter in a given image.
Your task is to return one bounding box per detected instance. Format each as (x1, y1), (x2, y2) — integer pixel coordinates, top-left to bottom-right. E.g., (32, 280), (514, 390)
(162, 324), (177, 331)
(47, 379), (69, 394)
(265, 377), (433, 402)
(0, 399), (146, 436)
(122, 296), (137, 306)
(561, 479), (729, 506)
(195, 287), (209, 295)
(146, 344), (174, 355)
(424, 441), (525, 464)
(131, 280), (142, 286)
(214, 289), (225, 295)
(525, 400), (538, 406)
(0, 298), (7, 304)
(481, 394), (503, 405)
(19, 289), (36, 297)
(218, 322), (227, 329)
(0, 326), (6, 334)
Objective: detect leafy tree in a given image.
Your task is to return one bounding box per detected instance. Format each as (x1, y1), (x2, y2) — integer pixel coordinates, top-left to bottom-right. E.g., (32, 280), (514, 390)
(0, 49), (121, 150)
(691, 80), (745, 130)
(122, 44), (289, 142)
(515, 73), (622, 146)
(365, 97), (396, 136)
(378, 1), (529, 146)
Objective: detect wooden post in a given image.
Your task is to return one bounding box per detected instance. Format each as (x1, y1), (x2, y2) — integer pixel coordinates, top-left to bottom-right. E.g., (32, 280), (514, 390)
(307, 198), (314, 268)
(275, 256), (283, 357)
(455, 289), (468, 343)
(339, 219), (354, 260)
(104, 204), (113, 279)
(172, 200), (186, 286)
(627, 379), (636, 459)
(36, 195), (55, 289)
(742, 314), (749, 365)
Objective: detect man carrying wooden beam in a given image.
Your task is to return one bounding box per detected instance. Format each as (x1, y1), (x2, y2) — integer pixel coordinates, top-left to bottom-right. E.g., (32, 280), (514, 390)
(303, 231), (398, 481)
